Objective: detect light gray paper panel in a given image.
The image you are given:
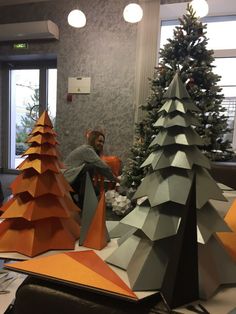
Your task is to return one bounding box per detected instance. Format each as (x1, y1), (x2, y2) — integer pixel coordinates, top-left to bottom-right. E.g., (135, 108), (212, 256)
(79, 173), (98, 245)
(149, 146), (210, 172)
(127, 238), (170, 290)
(150, 127), (203, 147)
(197, 202), (231, 244)
(159, 99), (186, 114)
(149, 171), (193, 207)
(109, 222), (136, 239)
(106, 235), (141, 270)
(198, 235), (236, 299)
(169, 150), (192, 169)
(191, 146), (211, 169)
(159, 98), (199, 114)
(154, 112), (199, 128)
(196, 167), (227, 209)
(121, 205), (150, 229)
(198, 239), (221, 300)
(117, 227), (137, 246)
(133, 172), (159, 201)
(164, 72), (190, 100)
(142, 207), (181, 241)
(134, 170), (193, 207)
(141, 151), (162, 168)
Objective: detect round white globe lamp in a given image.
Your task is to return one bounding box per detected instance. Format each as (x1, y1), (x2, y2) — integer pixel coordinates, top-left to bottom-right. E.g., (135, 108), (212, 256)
(190, 0), (209, 18)
(68, 9), (86, 28)
(123, 3), (143, 23)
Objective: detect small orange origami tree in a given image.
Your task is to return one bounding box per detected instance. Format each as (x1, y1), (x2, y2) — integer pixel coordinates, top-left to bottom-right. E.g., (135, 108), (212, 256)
(0, 111), (80, 257)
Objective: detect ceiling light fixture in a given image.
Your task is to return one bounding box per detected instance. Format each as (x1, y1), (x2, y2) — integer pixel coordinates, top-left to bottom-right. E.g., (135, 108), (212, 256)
(123, 3), (143, 23)
(190, 0), (209, 18)
(68, 9), (86, 28)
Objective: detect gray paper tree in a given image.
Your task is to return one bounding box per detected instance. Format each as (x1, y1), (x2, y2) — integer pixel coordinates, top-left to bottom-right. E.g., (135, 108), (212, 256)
(107, 73), (236, 308)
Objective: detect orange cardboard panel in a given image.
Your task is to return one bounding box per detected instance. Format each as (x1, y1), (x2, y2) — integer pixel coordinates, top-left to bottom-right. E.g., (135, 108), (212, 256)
(224, 200), (236, 232)
(18, 157), (61, 174)
(217, 233), (236, 262)
(0, 218), (79, 257)
(5, 250), (137, 300)
(27, 133), (57, 145)
(23, 144), (59, 157)
(30, 125), (56, 135)
(36, 111), (53, 128)
(83, 192), (108, 250)
(1, 195), (70, 221)
(11, 172), (66, 197)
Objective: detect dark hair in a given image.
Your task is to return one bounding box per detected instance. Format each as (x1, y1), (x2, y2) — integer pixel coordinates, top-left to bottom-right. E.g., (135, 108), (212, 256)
(87, 130), (105, 146)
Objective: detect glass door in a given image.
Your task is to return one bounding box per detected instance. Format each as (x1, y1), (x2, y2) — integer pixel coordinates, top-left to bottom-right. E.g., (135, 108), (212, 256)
(8, 63), (57, 169)
(10, 69), (40, 168)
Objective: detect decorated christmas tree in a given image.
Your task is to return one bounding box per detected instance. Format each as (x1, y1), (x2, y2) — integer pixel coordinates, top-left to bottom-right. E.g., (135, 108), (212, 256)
(0, 111), (80, 257)
(107, 73), (236, 309)
(122, 3), (233, 190)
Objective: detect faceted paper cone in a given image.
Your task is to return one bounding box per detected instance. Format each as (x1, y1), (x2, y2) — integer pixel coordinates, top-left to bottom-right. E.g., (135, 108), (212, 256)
(0, 111), (80, 257)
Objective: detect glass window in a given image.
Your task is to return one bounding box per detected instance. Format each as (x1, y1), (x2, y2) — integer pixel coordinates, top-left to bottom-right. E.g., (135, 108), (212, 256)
(213, 58), (236, 147)
(160, 16), (236, 50)
(47, 69), (57, 126)
(160, 16), (236, 149)
(8, 66), (57, 170)
(10, 69), (40, 168)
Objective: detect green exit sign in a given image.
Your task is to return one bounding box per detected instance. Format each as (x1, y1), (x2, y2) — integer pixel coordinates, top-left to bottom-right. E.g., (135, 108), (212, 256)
(13, 43), (29, 49)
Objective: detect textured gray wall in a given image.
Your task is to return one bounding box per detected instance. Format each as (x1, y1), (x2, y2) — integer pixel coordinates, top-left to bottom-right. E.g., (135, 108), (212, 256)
(0, 0), (138, 162)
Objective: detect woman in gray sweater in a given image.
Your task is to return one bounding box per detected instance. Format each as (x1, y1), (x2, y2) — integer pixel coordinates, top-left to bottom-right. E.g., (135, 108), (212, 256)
(63, 130), (118, 208)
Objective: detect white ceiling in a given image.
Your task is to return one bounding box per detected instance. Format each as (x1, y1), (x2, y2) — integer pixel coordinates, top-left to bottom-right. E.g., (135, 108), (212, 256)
(0, 0), (51, 5)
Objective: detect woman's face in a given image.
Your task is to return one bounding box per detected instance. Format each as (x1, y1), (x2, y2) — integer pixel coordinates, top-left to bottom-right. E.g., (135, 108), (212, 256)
(94, 135), (105, 154)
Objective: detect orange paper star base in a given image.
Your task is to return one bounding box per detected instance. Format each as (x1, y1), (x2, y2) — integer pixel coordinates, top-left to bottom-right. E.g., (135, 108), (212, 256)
(5, 250), (137, 300)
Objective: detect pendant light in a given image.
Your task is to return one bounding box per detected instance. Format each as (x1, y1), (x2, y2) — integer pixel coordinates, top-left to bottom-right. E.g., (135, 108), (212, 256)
(68, 9), (86, 28)
(190, 0), (209, 18)
(123, 3), (143, 23)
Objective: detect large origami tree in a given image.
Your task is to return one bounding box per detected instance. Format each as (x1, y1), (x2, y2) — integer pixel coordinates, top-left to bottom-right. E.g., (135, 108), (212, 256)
(107, 73), (236, 308)
(122, 4), (233, 190)
(0, 111), (80, 257)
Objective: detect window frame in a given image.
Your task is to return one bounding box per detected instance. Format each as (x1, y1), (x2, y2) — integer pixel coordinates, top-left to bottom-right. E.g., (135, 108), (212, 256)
(1, 59), (57, 173)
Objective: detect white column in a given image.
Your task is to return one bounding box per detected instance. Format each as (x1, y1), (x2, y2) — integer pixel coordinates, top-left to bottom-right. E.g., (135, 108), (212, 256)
(133, 0), (160, 125)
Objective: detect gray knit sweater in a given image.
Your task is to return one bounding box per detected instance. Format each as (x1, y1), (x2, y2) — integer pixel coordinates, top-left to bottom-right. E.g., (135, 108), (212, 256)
(62, 144), (115, 184)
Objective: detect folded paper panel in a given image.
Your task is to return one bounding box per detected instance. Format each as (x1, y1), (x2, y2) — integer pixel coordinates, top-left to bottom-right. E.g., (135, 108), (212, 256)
(1, 196), (70, 221)
(36, 111), (53, 128)
(79, 174), (99, 245)
(141, 151), (162, 168)
(223, 200), (236, 232)
(127, 237), (171, 291)
(30, 125), (56, 135)
(198, 235), (236, 299)
(197, 202), (231, 244)
(108, 222), (136, 239)
(217, 233), (236, 262)
(17, 157), (61, 173)
(11, 172), (65, 197)
(106, 235), (141, 270)
(150, 128), (203, 148)
(27, 133), (57, 145)
(82, 192), (109, 250)
(5, 251), (137, 300)
(22, 145), (58, 157)
(196, 167), (227, 209)
(154, 112), (199, 128)
(0, 110), (80, 257)
(163, 73), (191, 99)
(142, 207), (181, 241)
(0, 218), (77, 256)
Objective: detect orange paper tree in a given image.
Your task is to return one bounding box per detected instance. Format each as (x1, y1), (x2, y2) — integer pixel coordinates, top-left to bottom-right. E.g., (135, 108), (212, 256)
(0, 111), (80, 257)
